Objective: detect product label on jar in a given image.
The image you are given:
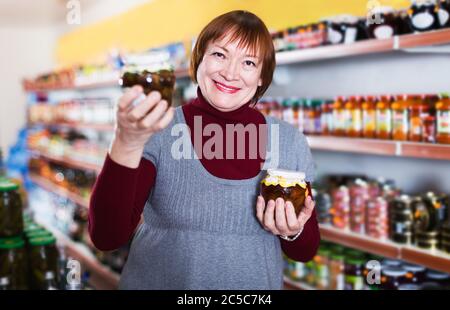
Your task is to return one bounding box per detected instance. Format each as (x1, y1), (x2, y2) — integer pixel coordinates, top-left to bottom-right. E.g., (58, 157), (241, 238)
(374, 25), (394, 39)
(412, 12), (435, 29)
(376, 110), (392, 132)
(439, 9), (450, 26)
(363, 111), (376, 131)
(393, 111), (408, 133)
(437, 111), (450, 134)
(333, 110), (345, 131)
(410, 116), (422, 135)
(344, 27), (357, 44)
(350, 110), (362, 131)
(395, 222), (406, 234)
(283, 108), (294, 125)
(293, 262), (306, 280)
(328, 28), (343, 44)
(345, 275), (364, 290)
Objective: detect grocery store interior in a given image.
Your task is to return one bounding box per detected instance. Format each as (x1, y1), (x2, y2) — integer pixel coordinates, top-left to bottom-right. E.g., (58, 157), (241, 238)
(1, 0), (450, 290)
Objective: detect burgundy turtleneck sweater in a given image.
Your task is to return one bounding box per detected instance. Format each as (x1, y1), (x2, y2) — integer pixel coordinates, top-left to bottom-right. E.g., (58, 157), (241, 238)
(89, 89), (320, 262)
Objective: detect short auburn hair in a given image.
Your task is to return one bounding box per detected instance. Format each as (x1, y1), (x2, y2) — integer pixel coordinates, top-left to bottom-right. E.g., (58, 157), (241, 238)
(190, 10), (275, 104)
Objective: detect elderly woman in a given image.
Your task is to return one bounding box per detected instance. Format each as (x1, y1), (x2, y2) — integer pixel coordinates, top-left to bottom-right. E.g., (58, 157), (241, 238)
(89, 10), (319, 290)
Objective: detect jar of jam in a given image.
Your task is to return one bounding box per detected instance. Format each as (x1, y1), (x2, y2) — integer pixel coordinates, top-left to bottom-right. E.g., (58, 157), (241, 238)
(403, 263), (427, 283)
(436, 95), (450, 144)
(381, 267), (407, 290)
(260, 169), (308, 216)
(320, 100), (333, 135)
(408, 95), (429, 142)
(0, 180), (24, 238)
(341, 15), (359, 44)
(367, 6), (397, 39)
(329, 252), (345, 290)
(408, 0), (440, 32)
(332, 96), (346, 136)
(314, 247), (331, 289)
(0, 237), (28, 290)
(291, 98), (302, 130)
(425, 270), (450, 287)
(303, 99), (315, 135)
(29, 236), (59, 290)
(119, 69), (176, 106)
(438, 0), (450, 27)
(331, 185), (350, 230)
(389, 195), (415, 244)
(396, 10), (414, 34)
(391, 94), (409, 141)
(376, 95), (392, 140)
(345, 96), (362, 138)
(325, 16), (345, 45)
(344, 257), (365, 290)
(362, 95), (377, 138)
(312, 100), (323, 135)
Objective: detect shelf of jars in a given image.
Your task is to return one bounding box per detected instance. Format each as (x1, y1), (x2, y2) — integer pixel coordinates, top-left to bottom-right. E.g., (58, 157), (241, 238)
(30, 149), (102, 173)
(29, 173), (90, 209)
(34, 219), (120, 290)
(30, 122), (115, 132)
(283, 276), (316, 290)
(307, 136), (450, 161)
(24, 68), (190, 93)
(319, 224), (450, 274)
(276, 28), (450, 65)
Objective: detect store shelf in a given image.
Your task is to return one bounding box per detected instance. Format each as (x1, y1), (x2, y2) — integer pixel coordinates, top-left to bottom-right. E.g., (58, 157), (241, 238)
(283, 276), (316, 290)
(29, 173), (90, 208)
(30, 149), (103, 173)
(319, 225), (401, 259)
(35, 220), (120, 290)
(25, 68), (190, 92)
(307, 136), (450, 161)
(276, 28), (450, 65)
(30, 122), (115, 132)
(319, 224), (450, 274)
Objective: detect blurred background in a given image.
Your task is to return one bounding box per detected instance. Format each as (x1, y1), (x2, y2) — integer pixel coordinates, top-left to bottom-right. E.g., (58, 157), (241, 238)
(0, 0), (449, 290)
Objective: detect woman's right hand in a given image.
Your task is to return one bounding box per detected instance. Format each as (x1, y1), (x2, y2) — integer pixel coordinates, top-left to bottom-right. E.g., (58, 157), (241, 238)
(109, 85), (175, 168)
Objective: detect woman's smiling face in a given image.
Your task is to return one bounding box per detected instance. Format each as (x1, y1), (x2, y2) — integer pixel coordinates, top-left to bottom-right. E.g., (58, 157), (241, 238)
(196, 33), (263, 112)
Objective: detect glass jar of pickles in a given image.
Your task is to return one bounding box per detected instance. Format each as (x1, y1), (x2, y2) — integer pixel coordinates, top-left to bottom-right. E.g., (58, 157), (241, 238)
(29, 236), (59, 290)
(0, 180), (24, 238)
(0, 237), (28, 290)
(260, 169), (308, 216)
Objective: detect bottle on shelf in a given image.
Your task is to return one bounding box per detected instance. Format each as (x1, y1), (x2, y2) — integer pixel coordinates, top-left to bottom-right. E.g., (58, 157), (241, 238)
(321, 100), (333, 135)
(44, 271), (59, 290)
(408, 95), (429, 142)
(332, 96), (346, 136)
(362, 95), (377, 139)
(436, 94), (450, 144)
(375, 95), (393, 140)
(391, 94), (409, 141)
(345, 96), (362, 138)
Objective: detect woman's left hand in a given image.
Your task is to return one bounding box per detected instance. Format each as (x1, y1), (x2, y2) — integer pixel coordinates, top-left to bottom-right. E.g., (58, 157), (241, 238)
(256, 195), (315, 237)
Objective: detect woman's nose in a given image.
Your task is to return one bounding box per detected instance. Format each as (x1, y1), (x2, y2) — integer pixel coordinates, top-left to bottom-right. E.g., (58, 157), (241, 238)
(220, 60), (239, 81)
